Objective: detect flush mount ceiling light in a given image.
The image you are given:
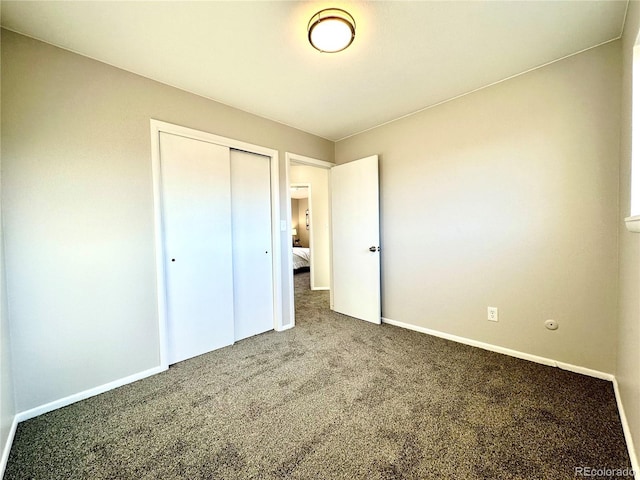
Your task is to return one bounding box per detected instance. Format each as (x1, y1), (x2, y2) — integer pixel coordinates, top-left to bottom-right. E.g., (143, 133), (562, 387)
(308, 8), (356, 53)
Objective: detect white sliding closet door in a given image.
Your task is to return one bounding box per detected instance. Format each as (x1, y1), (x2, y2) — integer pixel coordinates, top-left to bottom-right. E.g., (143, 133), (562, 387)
(231, 150), (274, 341)
(160, 132), (235, 364)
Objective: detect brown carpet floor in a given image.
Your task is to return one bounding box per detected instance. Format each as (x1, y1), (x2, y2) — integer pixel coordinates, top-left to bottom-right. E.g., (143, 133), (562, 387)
(4, 271), (632, 479)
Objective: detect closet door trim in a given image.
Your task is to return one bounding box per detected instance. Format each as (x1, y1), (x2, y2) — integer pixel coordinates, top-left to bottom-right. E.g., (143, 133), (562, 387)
(150, 119), (282, 369)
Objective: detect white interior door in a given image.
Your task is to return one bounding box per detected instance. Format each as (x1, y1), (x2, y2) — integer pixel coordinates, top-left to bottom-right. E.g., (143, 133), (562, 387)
(160, 132), (235, 364)
(231, 150), (274, 341)
(331, 155), (381, 324)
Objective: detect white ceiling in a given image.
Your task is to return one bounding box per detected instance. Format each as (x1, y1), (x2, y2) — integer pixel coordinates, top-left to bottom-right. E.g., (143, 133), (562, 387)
(1, 1), (628, 141)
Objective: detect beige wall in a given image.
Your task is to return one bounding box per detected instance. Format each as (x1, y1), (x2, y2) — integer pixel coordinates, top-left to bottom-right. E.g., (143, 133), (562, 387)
(1, 29), (333, 412)
(336, 41), (621, 373)
(290, 165), (330, 289)
(618, 0), (640, 465)
(297, 198), (309, 248)
(0, 11), (17, 472)
(291, 198), (299, 242)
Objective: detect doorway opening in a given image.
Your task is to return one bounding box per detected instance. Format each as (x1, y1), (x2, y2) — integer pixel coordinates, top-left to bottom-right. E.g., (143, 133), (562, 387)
(290, 184), (311, 286)
(285, 153), (334, 327)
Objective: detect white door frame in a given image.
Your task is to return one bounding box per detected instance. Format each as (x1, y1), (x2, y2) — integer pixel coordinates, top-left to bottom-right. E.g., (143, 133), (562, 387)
(284, 152), (334, 328)
(151, 119), (282, 369)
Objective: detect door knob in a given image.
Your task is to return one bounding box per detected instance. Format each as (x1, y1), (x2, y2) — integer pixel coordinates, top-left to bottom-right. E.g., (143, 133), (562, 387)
(369, 246), (380, 252)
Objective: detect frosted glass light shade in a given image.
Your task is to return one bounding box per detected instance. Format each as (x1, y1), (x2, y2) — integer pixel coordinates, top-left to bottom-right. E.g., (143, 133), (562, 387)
(308, 8), (355, 53)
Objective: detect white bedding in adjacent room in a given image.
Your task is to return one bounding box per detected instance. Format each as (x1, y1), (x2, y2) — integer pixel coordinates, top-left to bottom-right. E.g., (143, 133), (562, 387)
(292, 247), (310, 270)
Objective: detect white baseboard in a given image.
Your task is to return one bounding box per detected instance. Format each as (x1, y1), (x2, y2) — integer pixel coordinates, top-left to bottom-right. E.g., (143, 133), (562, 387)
(381, 317), (614, 380)
(311, 286), (330, 291)
(613, 378), (640, 478)
(2, 322), (635, 477)
(0, 415), (18, 479)
(1, 365), (166, 475)
(381, 318), (639, 475)
(276, 323), (295, 332)
(15, 365), (167, 423)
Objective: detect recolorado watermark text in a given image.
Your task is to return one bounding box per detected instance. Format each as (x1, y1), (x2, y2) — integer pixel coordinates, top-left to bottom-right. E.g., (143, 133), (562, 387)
(575, 466), (635, 477)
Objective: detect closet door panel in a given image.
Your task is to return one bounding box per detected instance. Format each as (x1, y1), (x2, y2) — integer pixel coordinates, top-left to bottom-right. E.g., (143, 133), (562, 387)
(231, 150), (274, 341)
(160, 132), (234, 364)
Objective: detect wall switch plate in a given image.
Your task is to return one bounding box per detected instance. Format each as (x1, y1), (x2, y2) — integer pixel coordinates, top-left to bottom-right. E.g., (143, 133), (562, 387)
(488, 307), (498, 322)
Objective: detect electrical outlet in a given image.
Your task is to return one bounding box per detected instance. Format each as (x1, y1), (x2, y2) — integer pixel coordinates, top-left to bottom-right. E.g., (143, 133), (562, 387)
(544, 319), (559, 330)
(488, 307), (498, 322)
